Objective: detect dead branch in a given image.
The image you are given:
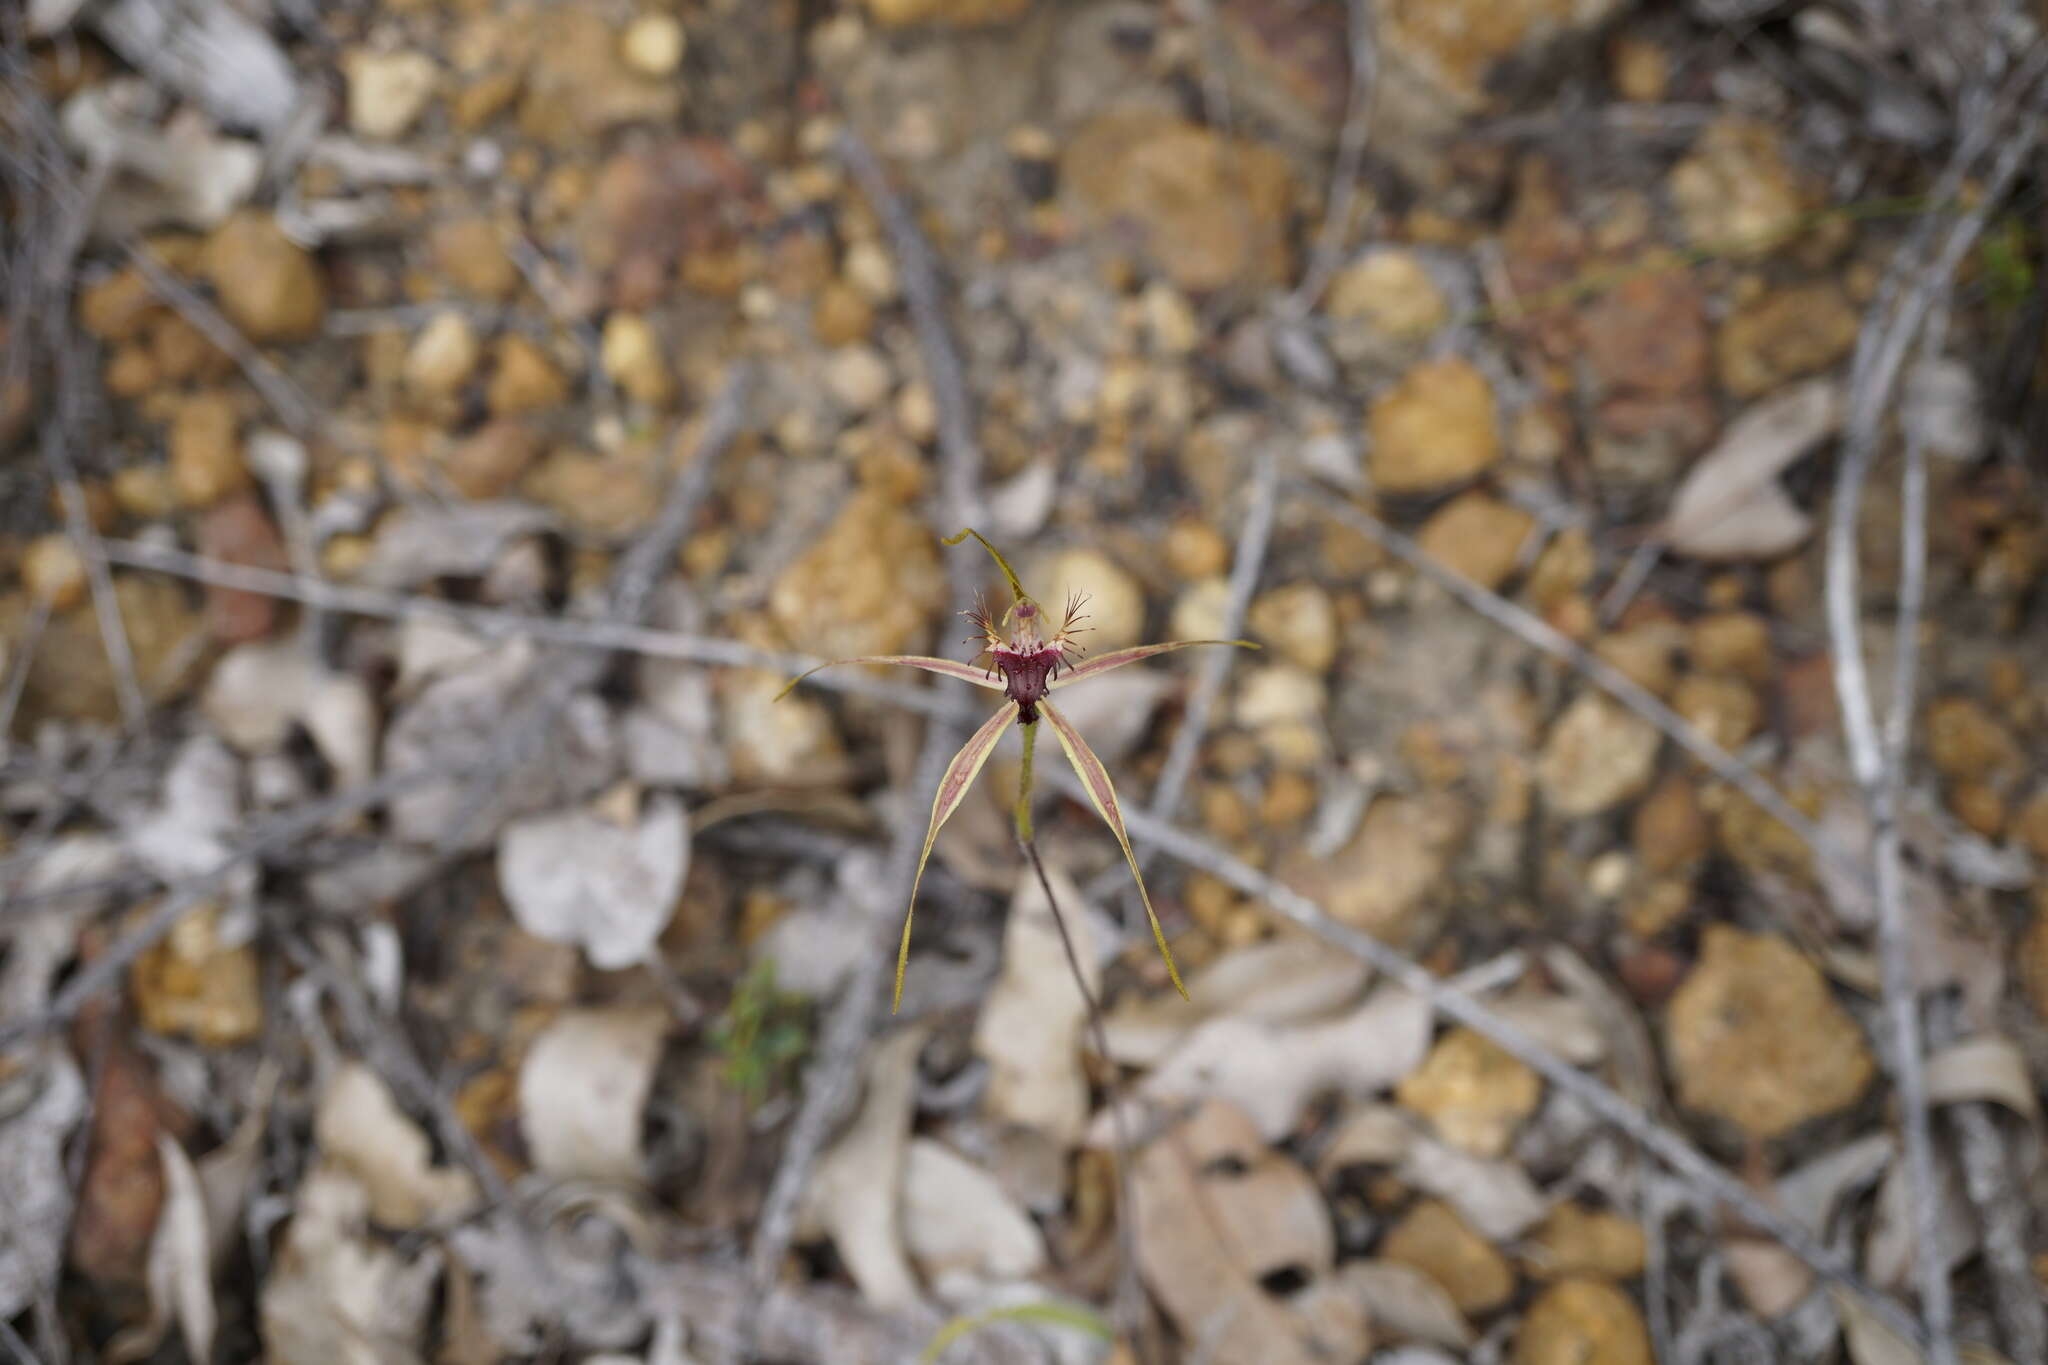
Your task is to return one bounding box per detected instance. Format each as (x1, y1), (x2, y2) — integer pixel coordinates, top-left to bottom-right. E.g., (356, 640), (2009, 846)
(639, 1258), (1032, 1365)
(1311, 492), (1860, 885)
(97, 540), (976, 724)
(1953, 1103), (2044, 1362)
(835, 129), (985, 532)
(126, 242), (321, 437)
(1823, 70), (2046, 1364)
(43, 330), (149, 735)
(1281, 0), (1378, 317)
(0, 70), (146, 734)
(0, 597), (50, 743)
(1097, 446), (1277, 910)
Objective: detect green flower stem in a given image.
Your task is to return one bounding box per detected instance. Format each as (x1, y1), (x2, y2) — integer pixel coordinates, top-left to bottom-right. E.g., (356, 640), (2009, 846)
(1015, 717), (1037, 843)
(1011, 717), (1148, 1358)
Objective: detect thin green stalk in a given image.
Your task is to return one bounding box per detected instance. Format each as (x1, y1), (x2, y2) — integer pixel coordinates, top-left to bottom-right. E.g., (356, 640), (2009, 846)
(1015, 720), (1037, 842)
(1013, 722), (1150, 1360)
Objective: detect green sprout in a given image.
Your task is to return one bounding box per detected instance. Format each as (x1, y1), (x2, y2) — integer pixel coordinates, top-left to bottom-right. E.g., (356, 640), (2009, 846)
(779, 528), (1256, 1011)
(919, 1300), (1113, 1363)
(708, 959), (809, 1104)
(1978, 214), (2036, 316)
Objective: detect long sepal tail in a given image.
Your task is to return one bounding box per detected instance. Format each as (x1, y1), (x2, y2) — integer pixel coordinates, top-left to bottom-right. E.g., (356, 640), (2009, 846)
(776, 654), (1006, 701)
(1049, 639), (1259, 690)
(1041, 700), (1188, 999)
(896, 703), (1019, 1010)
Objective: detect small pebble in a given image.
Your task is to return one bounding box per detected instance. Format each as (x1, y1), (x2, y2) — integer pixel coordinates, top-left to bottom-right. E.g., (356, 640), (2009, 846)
(600, 313), (675, 406)
(620, 14), (687, 77)
(345, 49), (439, 141)
(825, 345), (893, 412)
(404, 311), (482, 399)
(21, 535), (86, 611)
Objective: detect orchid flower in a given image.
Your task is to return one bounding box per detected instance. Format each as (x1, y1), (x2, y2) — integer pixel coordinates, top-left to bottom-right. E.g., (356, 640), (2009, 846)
(779, 529), (1256, 1011)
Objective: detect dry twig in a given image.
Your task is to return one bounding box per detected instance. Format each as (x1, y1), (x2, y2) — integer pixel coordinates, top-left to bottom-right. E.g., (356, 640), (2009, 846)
(1311, 492), (1859, 882)
(1281, 0), (1378, 317)
(0, 77), (146, 734)
(98, 540), (974, 723)
(1094, 447), (1277, 911)
(835, 129), (985, 531)
(1955, 1099), (2044, 1363)
(0, 597), (50, 744)
(1823, 78), (2046, 1364)
(125, 242), (321, 437)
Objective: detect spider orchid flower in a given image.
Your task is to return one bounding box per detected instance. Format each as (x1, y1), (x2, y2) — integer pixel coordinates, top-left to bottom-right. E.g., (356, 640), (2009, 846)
(778, 529), (1256, 1011)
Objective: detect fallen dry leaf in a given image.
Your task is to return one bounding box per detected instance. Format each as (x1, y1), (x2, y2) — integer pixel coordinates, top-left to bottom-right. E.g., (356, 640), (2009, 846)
(626, 664), (730, 790)
(1924, 1034), (2039, 1124)
(973, 865), (1098, 1144)
(518, 1006), (671, 1183)
(201, 642), (378, 788)
(753, 856), (880, 999)
(1331, 1259), (1474, 1349)
(1484, 990), (1606, 1067)
(1132, 1100), (1352, 1365)
(798, 1026), (928, 1309)
(1727, 1131), (1895, 1317)
(1661, 378), (1841, 560)
(2, 837), (125, 1021)
(315, 1062), (478, 1228)
(122, 734), (240, 884)
(900, 1138), (1046, 1299)
(358, 501), (557, 589)
(383, 638), (619, 848)
(259, 1165), (444, 1365)
(1127, 984), (1432, 1140)
(68, 1025), (191, 1291)
(498, 791), (688, 970)
(448, 1191), (660, 1355)
(195, 1080), (271, 1269)
(1825, 1289), (2023, 1365)
(1399, 1129), (1548, 1242)
(987, 459), (1058, 542)
(1318, 1099), (1548, 1238)
(1777, 1132), (1895, 1234)
(1101, 934), (1371, 1067)
(58, 90), (262, 235)
(106, 1135), (214, 1364)
(1836, 1287), (1921, 1365)
(1863, 1147), (1975, 1292)
(0, 1047), (87, 1317)
(1724, 1237), (1812, 1318)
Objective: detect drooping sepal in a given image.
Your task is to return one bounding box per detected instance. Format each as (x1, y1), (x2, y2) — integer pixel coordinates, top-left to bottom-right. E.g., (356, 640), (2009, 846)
(895, 702), (1019, 1010)
(1041, 699), (1188, 1000)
